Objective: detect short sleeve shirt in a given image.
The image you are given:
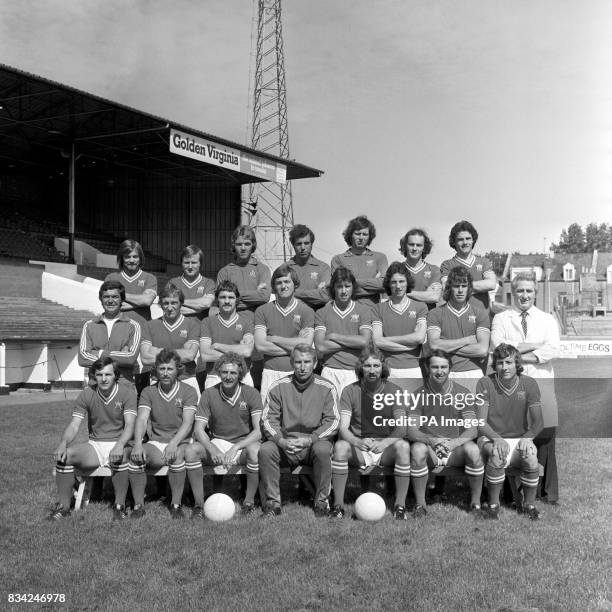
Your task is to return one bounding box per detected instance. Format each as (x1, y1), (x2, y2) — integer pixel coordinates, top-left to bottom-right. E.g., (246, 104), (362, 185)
(200, 312), (254, 373)
(169, 274), (216, 320)
(104, 269), (158, 321)
(440, 255), (493, 310)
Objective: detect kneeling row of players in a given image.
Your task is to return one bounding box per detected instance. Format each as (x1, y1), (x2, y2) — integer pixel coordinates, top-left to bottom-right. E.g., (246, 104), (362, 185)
(49, 342), (543, 522)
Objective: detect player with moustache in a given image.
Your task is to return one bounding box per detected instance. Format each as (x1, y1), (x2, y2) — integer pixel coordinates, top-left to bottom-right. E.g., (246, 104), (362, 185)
(185, 352), (263, 517)
(254, 264), (315, 401)
(314, 267), (373, 396)
(287, 224), (331, 310)
(405, 350), (485, 518)
(477, 343), (544, 520)
(372, 261), (428, 392)
(79, 280), (141, 386)
(330, 347), (411, 520)
(169, 244), (215, 321)
(128, 349), (198, 519)
(49, 357), (136, 521)
(199, 281), (254, 389)
(491, 272), (560, 504)
(399, 228), (442, 309)
(139, 283), (200, 397)
(426, 266), (490, 393)
(259, 344), (339, 518)
(331, 215), (388, 308)
(440, 221), (497, 312)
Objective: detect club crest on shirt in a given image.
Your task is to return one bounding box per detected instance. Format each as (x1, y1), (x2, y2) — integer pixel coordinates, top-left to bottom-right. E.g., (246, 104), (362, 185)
(138, 280), (145, 287)
(236, 324), (243, 331)
(517, 391), (525, 400)
(179, 329), (188, 338)
(476, 264), (483, 272)
(239, 401), (247, 411)
(197, 286), (205, 294)
(249, 270), (256, 277)
(175, 398), (183, 408)
(408, 310), (416, 318)
(366, 260), (374, 266)
(424, 270), (431, 278)
(468, 315), (476, 323)
(310, 272), (318, 280)
(293, 315), (301, 324)
(350, 314), (360, 322)
(115, 402), (122, 411)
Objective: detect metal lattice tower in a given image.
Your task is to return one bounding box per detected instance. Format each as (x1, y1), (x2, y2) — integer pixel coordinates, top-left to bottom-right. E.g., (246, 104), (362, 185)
(245, 0), (293, 267)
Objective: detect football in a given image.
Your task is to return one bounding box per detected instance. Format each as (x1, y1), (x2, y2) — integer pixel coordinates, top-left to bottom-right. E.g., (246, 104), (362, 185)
(353, 492), (386, 522)
(203, 493), (236, 522)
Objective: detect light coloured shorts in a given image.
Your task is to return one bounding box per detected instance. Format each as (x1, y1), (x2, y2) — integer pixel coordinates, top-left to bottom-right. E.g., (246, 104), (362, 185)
(88, 440), (118, 467)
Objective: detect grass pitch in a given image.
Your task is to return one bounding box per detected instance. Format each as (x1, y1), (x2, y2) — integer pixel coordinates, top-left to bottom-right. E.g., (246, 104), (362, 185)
(1, 360), (611, 611)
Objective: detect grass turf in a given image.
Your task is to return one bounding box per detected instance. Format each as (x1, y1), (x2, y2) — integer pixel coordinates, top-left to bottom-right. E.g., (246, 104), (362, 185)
(1, 363), (611, 610)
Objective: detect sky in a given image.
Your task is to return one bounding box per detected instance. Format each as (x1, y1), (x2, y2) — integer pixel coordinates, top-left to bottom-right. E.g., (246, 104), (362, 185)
(1, 0), (611, 266)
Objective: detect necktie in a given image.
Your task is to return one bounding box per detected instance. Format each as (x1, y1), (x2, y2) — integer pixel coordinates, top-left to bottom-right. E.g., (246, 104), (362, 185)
(520, 311), (528, 337)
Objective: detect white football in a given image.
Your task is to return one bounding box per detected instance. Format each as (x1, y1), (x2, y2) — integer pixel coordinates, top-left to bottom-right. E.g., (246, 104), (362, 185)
(353, 492), (387, 522)
(203, 493), (236, 522)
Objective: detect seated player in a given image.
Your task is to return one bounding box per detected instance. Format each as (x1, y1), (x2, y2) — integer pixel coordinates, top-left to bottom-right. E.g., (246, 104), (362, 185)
(331, 215), (388, 307)
(372, 261), (427, 392)
(287, 223), (331, 310)
(314, 267), (372, 395)
(477, 343), (544, 520)
(254, 264), (315, 401)
(426, 266), (490, 393)
(406, 350), (484, 518)
(49, 357), (136, 520)
(140, 283), (200, 397)
(330, 347), (411, 520)
(185, 352), (263, 517)
(259, 344), (339, 517)
(399, 228), (442, 309)
(169, 244), (215, 320)
(440, 220), (496, 312)
(128, 349), (198, 519)
(199, 281), (255, 389)
(78, 280), (141, 385)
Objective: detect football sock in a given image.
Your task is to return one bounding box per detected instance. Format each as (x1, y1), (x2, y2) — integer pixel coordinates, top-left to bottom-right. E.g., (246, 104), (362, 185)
(168, 462), (186, 507)
(394, 464), (410, 507)
(111, 463), (130, 506)
(55, 463), (75, 510)
(185, 462), (204, 507)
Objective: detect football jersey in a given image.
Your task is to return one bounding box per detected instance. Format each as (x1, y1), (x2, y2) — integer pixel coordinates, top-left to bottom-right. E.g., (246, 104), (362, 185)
(287, 255), (331, 309)
(104, 269), (158, 321)
(72, 383), (137, 441)
(410, 380), (477, 438)
(196, 383), (263, 442)
(330, 249), (388, 306)
(254, 298), (314, 371)
(138, 381), (198, 443)
(216, 258), (271, 312)
(315, 301), (372, 369)
(340, 380), (406, 438)
(169, 274), (215, 320)
(140, 315), (200, 377)
(426, 302), (490, 372)
(440, 254), (493, 310)
(371, 299), (428, 368)
(476, 374), (541, 438)
(404, 260), (442, 310)
(200, 312), (254, 373)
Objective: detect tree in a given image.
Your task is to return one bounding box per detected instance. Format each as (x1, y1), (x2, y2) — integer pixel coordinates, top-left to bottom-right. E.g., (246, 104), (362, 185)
(483, 251), (508, 277)
(585, 222), (612, 252)
(553, 223), (586, 253)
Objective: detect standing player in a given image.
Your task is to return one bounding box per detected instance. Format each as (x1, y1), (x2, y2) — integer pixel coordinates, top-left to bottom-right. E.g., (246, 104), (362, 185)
(314, 267), (372, 395)
(128, 349), (198, 519)
(169, 244), (215, 321)
(372, 261), (427, 392)
(440, 221), (497, 312)
(330, 347), (411, 519)
(477, 343), (543, 520)
(259, 344), (339, 517)
(399, 228), (442, 309)
(185, 353), (263, 516)
(104, 239), (157, 323)
(287, 224), (331, 310)
(331, 215), (388, 308)
(49, 357), (136, 520)
(426, 266), (490, 393)
(139, 283), (200, 397)
(79, 280), (141, 385)
(199, 281), (254, 389)
(405, 350), (485, 518)
(254, 264), (315, 400)
(491, 271), (560, 504)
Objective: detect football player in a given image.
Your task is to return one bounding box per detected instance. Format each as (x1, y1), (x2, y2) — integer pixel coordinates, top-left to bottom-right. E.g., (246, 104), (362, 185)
(185, 352), (263, 517)
(477, 343), (544, 520)
(128, 349), (198, 519)
(49, 357), (136, 520)
(330, 347), (410, 519)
